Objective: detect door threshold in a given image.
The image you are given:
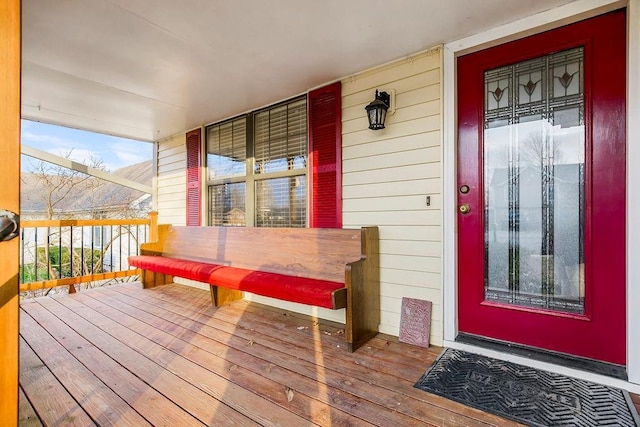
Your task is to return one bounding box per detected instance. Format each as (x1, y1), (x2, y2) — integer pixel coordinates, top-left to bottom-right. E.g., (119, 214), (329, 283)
(455, 333), (627, 381)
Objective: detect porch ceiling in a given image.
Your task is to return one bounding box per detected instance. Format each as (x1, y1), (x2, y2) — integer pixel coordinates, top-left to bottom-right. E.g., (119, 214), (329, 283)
(22, 0), (575, 142)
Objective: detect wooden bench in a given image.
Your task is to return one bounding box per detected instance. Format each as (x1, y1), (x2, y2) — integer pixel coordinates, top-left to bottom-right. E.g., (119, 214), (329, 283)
(129, 225), (379, 352)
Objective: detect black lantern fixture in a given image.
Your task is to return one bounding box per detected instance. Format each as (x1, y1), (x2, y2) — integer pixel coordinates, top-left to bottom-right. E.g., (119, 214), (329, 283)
(365, 90), (390, 130)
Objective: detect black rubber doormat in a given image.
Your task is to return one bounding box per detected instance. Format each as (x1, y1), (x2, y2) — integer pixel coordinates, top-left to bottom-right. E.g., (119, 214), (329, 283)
(414, 349), (639, 426)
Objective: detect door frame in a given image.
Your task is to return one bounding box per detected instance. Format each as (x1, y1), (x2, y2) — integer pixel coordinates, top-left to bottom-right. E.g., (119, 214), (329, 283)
(0, 0), (21, 424)
(442, 0), (640, 391)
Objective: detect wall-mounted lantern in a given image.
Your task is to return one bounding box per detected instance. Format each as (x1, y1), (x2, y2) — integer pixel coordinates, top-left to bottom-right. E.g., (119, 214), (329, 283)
(365, 90), (391, 130)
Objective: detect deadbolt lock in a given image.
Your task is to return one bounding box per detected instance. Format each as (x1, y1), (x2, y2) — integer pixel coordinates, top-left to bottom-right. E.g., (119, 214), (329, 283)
(459, 204), (471, 214)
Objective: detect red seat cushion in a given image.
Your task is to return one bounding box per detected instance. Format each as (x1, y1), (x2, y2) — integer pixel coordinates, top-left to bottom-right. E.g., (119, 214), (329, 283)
(208, 267), (344, 309)
(128, 255), (224, 283)
(128, 255), (345, 309)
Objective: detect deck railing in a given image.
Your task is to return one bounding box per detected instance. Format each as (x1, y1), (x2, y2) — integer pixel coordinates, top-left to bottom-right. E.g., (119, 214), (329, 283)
(19, 212), (158, 295)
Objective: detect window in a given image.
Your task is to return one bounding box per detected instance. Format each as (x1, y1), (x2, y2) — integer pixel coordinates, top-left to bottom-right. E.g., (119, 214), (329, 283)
(206, 97), (308, 227)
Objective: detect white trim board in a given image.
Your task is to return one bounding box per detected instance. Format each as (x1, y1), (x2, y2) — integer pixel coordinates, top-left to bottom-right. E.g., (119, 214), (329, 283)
(443, 0), (639, 389)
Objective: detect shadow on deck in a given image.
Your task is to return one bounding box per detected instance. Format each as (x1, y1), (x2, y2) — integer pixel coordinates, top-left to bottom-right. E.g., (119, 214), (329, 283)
(18, 282), (625, 426)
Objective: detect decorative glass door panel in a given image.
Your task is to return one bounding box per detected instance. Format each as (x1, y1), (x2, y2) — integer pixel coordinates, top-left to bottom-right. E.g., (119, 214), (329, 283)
(484, 48), (585, 314)
(456, 10), (626, 365)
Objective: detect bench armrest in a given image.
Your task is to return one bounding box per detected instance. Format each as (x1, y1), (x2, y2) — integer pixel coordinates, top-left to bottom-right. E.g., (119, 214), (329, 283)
(345, 226), (380, 352)
(140, 224), (171, 256)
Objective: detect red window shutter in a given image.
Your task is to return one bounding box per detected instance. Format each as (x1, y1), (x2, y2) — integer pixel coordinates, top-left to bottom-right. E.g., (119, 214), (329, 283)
(185, 128), (202, 226)
(308, 81), (342, 228)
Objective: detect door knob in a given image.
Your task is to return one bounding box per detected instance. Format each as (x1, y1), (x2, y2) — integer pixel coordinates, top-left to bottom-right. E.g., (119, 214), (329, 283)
(459, 204), (471, 214)
(0, 210), (19, 241)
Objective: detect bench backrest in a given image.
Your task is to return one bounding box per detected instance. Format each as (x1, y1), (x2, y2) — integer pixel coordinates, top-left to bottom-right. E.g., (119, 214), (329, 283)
(156, 226), (363, 283)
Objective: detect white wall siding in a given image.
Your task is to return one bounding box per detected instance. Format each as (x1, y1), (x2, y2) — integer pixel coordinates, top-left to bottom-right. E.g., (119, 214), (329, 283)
(342, 47), (443, 345)
(157, 133), (187, 226)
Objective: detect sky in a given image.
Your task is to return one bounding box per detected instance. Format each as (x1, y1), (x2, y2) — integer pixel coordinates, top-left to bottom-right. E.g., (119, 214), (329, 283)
(21, 120), (152, 173)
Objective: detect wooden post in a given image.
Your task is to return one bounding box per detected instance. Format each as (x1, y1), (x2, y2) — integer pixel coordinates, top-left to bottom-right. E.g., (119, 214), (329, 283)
(148, 211), (159, 243)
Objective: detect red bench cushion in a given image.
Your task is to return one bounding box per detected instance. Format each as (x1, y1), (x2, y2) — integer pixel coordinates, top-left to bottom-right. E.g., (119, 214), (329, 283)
(207, 267), (344, 309)
(129, 255), (224, 283)
(129, 255), (345, 309)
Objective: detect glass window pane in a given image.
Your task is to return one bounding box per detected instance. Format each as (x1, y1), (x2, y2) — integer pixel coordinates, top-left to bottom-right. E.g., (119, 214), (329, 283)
(255, 177), (306, 228)
(208, 183), (246, 226)
(254, 98), (307, 174)
(484, 47), (585, 314)
(207, 117), (246, 180)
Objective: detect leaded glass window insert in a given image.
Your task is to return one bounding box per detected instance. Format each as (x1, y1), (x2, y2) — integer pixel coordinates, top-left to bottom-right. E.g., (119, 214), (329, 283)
(483, 47), (585, 314)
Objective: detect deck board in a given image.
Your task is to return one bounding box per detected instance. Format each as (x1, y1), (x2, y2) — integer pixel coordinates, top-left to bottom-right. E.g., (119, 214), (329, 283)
(19, 335), (93, 427)
(83, 287), (454, 425)
(30, 282), (640, 426)
(22, 299), (207, 427)
(20, 306), (150, 426)
(18, 387), (43, 427)
(117, 284), (518, 425)
(117, 283), (513, 425)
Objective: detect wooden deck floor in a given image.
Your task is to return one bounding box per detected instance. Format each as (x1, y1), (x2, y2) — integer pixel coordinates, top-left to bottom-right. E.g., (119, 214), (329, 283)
(17, 283), (635, 426)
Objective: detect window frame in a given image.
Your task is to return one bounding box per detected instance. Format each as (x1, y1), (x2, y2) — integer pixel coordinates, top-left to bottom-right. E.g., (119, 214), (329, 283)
(205, 95), (308, 227)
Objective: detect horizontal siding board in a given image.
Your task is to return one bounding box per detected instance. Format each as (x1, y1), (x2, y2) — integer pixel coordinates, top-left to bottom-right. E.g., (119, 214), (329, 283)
(157, 173), (185, 184)
(158, 143), (187, 157)
(158, 159), (186, 170)
(158, 134), (187, 225)
(380, 254), (441, 273)
(156, 199), (187, 210)
(158, 152), (187, 166)
(381, 269), (441, 288)
(343, 194), (440, 212)
(343, 178), (441, 198)
(379, 239), (442, 257)
(381, 295), (442, 319)
(157, 185), (186, 196)
(156, 206), (185, 215)
(158, 134), (184, 148)
(342, 100), (440, 134)
(342, 72), (440, 109)
(342, 146), (440, 171)
(342, 115), (440, 146)
(342, 84), (440, 122)
(341, 55), (440, 98)
(381, 296), (442, 319)
(396, 84), (441, 109)
(343, 163), (440, 186)
(343, 210), (441, 227)
(343, 132), (440, 160)
(376, 225), (441, 242)
(381, 281), (442, 303)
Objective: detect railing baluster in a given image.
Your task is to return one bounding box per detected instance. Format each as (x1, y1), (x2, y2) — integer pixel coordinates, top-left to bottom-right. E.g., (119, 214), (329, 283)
(109, 225), (112, 272)
(91, 225), (95, 275)
(69, 226), (75, 294)
(58, 226), (62, 280)
(46, 228), (51, 281)
(81, 225), (85, 277)
(34, 227), (38, 283)
(119, 225), (123, 272)
(135, 224), (140, 257)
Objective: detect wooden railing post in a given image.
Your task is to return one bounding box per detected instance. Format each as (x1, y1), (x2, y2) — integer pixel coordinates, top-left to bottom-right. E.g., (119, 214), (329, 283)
(148, 211), (159, 243)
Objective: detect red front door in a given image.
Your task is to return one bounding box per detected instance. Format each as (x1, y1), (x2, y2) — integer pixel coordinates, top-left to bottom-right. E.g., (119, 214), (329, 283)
(457, 10), (626, 365)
